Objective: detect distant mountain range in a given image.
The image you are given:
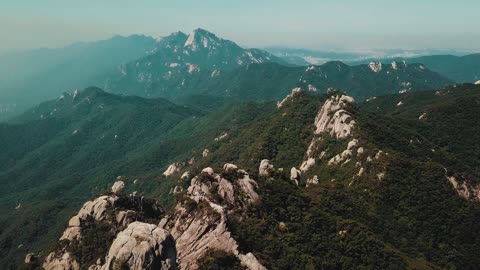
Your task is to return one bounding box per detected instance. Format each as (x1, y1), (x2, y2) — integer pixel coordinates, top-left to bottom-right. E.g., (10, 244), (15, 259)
(1, 29), (475, 121)
(0, 35), (157, 106)
(266, 47), (480, 83)
(353, 54), (480, 83)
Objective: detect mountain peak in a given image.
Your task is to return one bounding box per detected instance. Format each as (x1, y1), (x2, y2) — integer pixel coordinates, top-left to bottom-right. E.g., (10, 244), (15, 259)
(184, 28), (223, 50)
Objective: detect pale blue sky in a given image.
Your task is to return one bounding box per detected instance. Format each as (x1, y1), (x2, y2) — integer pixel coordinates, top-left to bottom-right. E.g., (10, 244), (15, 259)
(1, 0), (479, 52)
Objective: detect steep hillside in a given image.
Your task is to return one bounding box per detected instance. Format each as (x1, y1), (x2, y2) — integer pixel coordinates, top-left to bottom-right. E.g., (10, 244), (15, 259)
(0, 87), (203, 266)
(5, 85), (480, 269)
(172, 89), (480, 269)
(361, 83), (480, 177)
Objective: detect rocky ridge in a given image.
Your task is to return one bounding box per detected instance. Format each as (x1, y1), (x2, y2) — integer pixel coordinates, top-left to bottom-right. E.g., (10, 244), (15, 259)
(160, 164), (265, 270)
(42, 163), (266, 270)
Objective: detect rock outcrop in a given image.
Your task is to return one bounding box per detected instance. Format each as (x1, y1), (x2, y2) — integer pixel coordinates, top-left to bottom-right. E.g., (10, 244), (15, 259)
(214, 132), (229, 141)
(43, 252), (79, 270)
(328, 138), (359, 165)
(300, 94), (356, 173)
(100, 222), (176, 270)
(445, 169), (480, 201)
(111, 180), (125, 194)
(290, 167), (301, 185)
(163, 163), (180, 177)
(277, 87), (302, 108)
(369, 61), (382, 73)
(300, 157), (315, 172)
(223, 163), (238, 172)
(160, 164), (265, 270)
(313, 95), (355, 139)
(60, 195), (119, 242)
(25, 253), (39, 268)
(306, 175), (319, 187)
(259, 159), (274, 176)
(44, 181), (164, 270)
(43, 164), (267, 270)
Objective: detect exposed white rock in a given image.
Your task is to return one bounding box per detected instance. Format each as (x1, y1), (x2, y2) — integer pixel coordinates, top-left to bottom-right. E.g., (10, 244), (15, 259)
(211, 69), (221, 77)
(186, 63), (200, 74)
(259, 159), (274, 176)
(60, 195), (119, 242)
(72, 89), (79, 99)
(445, 169), (480, 201)
(307, 84), (318, 92)
(475, 80), (480, 85)
(238, 174), (260, 204)
(223, 163), (238, 172)
(214, 132), (228, 141)
(181, 171), (190, 179)
(397, 101), (404, 107)
(357, 147), (365, 156)
(173, 186), (183, 194)
(369, 62), (382, 73)
(47, 191), (165, 270)
(238, 253), (267, 270)
(376, 172), (386, 181)
(78, 195), (118, 221)
(202, 149), (209, 158)
(111, 181), (125, 194)
(290, 167), (301, 185)
(43, 252), (79, 270)
(347, 139), (359, 150)
(328, 149), (352, 165)
(313, 95), (355, 139)
(101, 222), (176, 270)
(277, 87), (302, 108)
(357, 167), (365, 177)
(161, 166), (265, 270)
(301, 95), (357, 172)
(163, 163), (180, 177)
(15, 203), (21, 210)
(25, 253), (38, 266)
(328, 138), (358, 166)
(375, 150), (384, 160)
(391, 61), (398, 70)
(419, 113), (427, 120)
(201, 167), (214, 175)
(306, 175), (319, 187)
(68, 215), (81, 227)
(300, 157), (315, 172)
(218, 178), (235, 204)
